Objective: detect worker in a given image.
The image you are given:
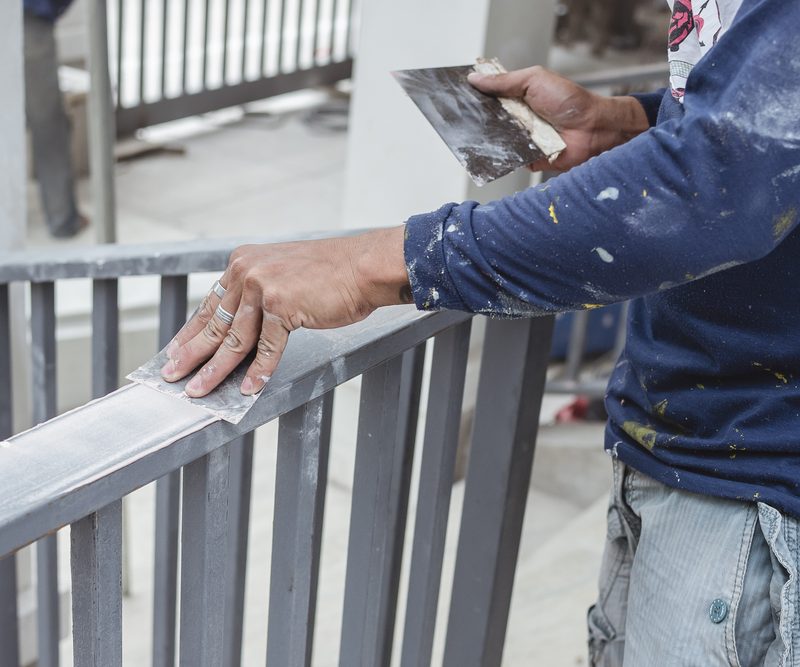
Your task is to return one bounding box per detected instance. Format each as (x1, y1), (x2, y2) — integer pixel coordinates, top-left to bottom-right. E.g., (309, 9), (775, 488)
(163, 0), (800, 662)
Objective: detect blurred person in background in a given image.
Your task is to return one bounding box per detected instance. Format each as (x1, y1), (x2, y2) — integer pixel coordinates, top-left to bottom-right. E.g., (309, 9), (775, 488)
(23, 0), (88, 238)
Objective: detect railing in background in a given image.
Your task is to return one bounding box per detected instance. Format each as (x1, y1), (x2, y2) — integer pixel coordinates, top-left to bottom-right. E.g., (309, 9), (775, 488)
(0, 235), (554, 667)
(110, 0), (357, 136)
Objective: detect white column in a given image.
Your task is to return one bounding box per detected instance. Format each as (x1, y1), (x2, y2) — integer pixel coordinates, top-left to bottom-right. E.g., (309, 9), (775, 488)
(343, 0), (557, 229)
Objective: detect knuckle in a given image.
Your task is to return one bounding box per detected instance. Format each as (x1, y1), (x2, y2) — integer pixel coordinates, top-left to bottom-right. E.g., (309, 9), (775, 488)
(229, 256), (249, 280)
(202, 317), (225, 343)
(222, 328), (247, 353)
(197, 296), (214, 323)
(255, 336), (278, 362)
(243, 271), (264, 293)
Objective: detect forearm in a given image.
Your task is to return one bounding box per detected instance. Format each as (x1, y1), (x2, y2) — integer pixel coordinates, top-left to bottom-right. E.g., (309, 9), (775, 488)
(591, 94), (652, 152)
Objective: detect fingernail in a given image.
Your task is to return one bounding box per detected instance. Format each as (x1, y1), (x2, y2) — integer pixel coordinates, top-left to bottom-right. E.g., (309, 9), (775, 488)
(241, 375), (269, 396)
(467, 72), (485, 82)
(185, 375), (203, 396)
(161, 359), (178, 380)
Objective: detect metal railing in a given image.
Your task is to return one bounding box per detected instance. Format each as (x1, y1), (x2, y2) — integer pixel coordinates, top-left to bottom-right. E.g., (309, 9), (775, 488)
(110, 0), (357, 136)
(0, 235), (554, 667)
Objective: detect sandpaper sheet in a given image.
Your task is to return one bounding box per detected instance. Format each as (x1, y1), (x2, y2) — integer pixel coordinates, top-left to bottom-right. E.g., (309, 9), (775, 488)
(392, 59), (565, 186)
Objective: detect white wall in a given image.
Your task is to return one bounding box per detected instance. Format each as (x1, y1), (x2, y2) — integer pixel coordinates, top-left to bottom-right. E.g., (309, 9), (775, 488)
(342, 0), (557, 229)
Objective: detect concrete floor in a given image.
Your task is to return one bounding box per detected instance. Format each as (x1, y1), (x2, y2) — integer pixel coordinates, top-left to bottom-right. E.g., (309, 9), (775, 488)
(23, 77), (616, 666)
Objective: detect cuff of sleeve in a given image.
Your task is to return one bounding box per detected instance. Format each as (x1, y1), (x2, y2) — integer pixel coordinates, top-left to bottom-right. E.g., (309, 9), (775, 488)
(403, 204), (469, 312)
(630, 89), (667, 127)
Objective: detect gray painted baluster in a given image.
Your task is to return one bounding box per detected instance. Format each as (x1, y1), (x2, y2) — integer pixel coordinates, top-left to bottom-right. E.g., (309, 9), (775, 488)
(178, 445), (231, 666)
(339, 354), (411, 667)
(401, 320), (472, 667)
(223, 430), (255, 667)
(266, 391), (334, 667)
(0, 283), (19, 667)
(153, 275), (188, 667)
(70, 500), (123, 666)
(442, 316), (555, 667)
(31, 281), (60, 667)
(91, 278), (119, 398)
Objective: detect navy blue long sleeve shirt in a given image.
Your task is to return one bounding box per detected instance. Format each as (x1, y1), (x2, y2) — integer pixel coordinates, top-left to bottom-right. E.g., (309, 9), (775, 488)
(404, 0), (800, 515)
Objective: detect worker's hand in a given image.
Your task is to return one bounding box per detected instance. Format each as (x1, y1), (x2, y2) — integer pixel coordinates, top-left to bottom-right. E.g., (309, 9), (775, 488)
(468, 66), (650, 172)
(160, 227), (411, 398)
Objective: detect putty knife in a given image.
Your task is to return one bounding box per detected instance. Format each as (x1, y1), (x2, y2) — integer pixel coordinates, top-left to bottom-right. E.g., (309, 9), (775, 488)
(392, 58), (565, 186)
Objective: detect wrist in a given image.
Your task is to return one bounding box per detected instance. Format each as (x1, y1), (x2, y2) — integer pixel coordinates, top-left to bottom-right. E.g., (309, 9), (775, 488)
(350, 226), (412, 309)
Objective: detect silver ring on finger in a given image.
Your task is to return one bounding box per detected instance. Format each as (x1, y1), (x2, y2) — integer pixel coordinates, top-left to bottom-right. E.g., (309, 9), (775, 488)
(211, 280), (227, 299)
(215, 304), (235, 326)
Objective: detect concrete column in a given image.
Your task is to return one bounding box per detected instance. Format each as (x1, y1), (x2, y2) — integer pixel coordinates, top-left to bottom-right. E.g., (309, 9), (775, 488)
(343, 0), (557, 229)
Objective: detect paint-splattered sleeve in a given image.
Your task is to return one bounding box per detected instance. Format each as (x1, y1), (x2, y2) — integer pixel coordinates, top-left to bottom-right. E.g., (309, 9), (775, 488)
(404, 0), (800, 317)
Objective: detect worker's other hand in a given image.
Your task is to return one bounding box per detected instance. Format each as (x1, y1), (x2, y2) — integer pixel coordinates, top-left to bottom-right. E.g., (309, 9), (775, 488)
(468, 65), (650, 172)
(160, 227), (411, 398)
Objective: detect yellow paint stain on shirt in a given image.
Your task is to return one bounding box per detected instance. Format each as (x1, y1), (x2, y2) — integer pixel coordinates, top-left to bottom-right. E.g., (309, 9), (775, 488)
(774, 372), (789, 384)
(696, 383), (705, 390)
(654, 399), (668, 418)
(582, 303), (602, 310)
(548, 202), (559, 224)
(773, 208), (798, 240)
(622, 421), (658, 450)
(642, 189), (648, 197)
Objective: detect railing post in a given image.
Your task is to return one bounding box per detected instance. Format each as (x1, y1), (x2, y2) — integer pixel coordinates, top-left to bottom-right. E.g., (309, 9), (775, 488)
(266, 392), (334, 667)
(153, 275), (188, 667)
(179, 445), (231, 666)
(70, 501), (123, 666)
(87, 0), (118, 243)
(443, 316), (555, 667)
(401, 321), (472, 667)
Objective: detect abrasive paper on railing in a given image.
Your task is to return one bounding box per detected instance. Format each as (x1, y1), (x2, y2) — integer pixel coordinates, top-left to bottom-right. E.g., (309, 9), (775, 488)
(392, 58), (565, 186)
(127, 346), (258, 424)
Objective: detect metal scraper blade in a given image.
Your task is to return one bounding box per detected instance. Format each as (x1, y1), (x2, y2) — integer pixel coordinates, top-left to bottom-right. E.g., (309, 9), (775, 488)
(392, 61), (564, 186)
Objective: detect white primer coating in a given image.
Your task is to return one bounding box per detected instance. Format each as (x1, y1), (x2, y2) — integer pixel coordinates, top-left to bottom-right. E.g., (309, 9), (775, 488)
(594, 247), (615, 263)
(596, 187), (620, 202)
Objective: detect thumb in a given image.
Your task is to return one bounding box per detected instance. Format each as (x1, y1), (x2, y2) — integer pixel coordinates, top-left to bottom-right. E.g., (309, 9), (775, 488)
(467, 66), (541, 98)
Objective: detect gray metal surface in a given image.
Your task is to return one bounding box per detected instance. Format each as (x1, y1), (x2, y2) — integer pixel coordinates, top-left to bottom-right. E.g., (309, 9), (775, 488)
(70, 501), (123, 666)
(88, 0), (117, 243)
(0, 307), (468, 558)
(266, 392), (333, 667)
(31, 281), (60, 667)
(179, 445), (231, 667)
(223, 431), (255, 667)
(92, 278), (119, 398)
(339, 355), (406, 667)
(152, 275), (189, 667)
(0, 230), (364, 283)
(443, 316), (554, 667)
(0, 555), (19, 667)
(401, 320), (472, 667)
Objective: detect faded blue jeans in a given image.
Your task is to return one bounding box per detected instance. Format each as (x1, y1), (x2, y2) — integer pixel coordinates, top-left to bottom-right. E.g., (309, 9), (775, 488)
(589, 459), (800, 666)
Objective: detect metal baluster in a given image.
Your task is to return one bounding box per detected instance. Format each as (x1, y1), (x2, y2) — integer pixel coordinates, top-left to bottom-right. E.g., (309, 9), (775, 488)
(222, 431), (255, 667)
(116, 0), (124, 105)
(311, 0), (322, 65)
(181, 0), (190, 93)
(442, 316), (555, 667)
(339, 354), (412, 667)
(88, 0), (118, 243)
(564, 309), (589, 384)
(277, 0), (287, 73)
(222, 0), (231, 84)
(258, 0), (269, 76)
(31, 281), (59, 667)
(92, 279), (119, 398)
(71, 501), (123, 666)
(266, 392), (333, 666)
(328, 0), (339, 63)
(240, 0), (251, 81)
(139, 0), (147, 103)
(401, 321), (472, 667)
(178, 445), (231, 666)
(153, 275), (188, 667)
(295, 0), (305, 69)
(201, 0), (211, 89)
(0, 284), (19, 667)
(161, 0), (170, 98)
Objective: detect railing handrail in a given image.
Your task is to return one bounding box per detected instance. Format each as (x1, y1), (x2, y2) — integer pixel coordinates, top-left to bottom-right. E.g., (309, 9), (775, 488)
(0, 229), (367, 284)
(0, 305), (469, 557)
